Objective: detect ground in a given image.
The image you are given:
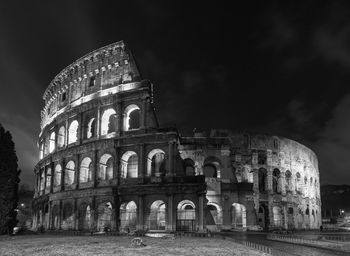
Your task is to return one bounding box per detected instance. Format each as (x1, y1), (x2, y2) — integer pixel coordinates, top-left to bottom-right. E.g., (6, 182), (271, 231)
(0, 234), (267, 256)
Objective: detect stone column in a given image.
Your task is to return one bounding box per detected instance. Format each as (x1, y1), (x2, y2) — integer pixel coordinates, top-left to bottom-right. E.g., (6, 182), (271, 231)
(140, 97), (147, 130)
(78, 112), (83, 144)
(96, 106), (101, 139)
(61, 159), (65, 191)
(281, 171), (286, 195)
(267, 167), (273, 192)
(73, 198), (78, 230)
(137, 195), (144, 230)
(166, 194), (174, 231)
(93, 150), (99, 187)
(50, 162), (55, 193)
(253, 167), (258, 192)
(59, 200), (63, 230)
(138, 144), (145, 178)
(167, 141), (175, 176)
(64, 118), (69, 148)
(283, 205), (288, 229)
(75, 154), (80, 188)
(198, 194), (204, 232)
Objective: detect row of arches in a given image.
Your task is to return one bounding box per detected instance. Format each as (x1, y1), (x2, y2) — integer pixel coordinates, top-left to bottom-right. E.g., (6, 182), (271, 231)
(40, 104), (141, 159)
(257, 168), (319, 198)
(37, 149), (168, 192)
(48, 200), (247, 232)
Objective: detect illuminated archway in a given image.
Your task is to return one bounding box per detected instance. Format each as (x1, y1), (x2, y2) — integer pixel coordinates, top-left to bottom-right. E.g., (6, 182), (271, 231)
(120, 201), (137, 232)
(146, 200), (166, 230)
(147, 149), (166, 176)
(79, 157), (93, 183)
(99, 154), (113, 180)
(177, 200), (196, 231)
(231, 203), (246, 229)
(123, 104), (141, 131)
(68, 120), (79, 144)
(120, 151), (138, 178)
(64, 161), (75, 185)
(101, 108), (117, 135)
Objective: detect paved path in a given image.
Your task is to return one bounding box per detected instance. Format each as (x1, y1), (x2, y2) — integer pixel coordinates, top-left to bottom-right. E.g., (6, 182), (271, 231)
(225, 232), (350, 256)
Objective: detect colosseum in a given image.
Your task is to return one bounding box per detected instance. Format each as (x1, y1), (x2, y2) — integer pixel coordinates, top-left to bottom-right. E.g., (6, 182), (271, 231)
(32, 41), (321, 233)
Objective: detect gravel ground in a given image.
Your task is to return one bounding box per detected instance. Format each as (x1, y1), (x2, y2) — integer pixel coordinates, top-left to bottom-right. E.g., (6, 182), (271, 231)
(0, 234), (268, 256)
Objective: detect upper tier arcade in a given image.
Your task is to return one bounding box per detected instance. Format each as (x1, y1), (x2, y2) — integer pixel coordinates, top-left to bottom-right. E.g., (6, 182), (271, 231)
(40, 41), (142, 132)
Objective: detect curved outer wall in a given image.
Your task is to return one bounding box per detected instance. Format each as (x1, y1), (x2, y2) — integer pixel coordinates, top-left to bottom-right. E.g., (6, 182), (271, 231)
(33, 42), (321, 232)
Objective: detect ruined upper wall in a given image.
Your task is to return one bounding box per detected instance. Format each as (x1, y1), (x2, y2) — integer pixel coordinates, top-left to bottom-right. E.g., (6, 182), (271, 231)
(40, 41), (142, 131)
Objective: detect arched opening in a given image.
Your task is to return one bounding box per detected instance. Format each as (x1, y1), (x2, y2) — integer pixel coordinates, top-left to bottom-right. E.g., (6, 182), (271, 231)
(49, 131), (55, 153)
(273, 206), (283, 228)
(68, 120), (79, 144)
(54, 164), (62, 186)
(57, 126), (65, 148)
(146, 200), (166, 230)
(258, 204), (269, 230)
(62, 202), (74, 230)
(273, 168), (281, 194)
(97, 202), (114, 232)
(45, 168), (51, 190)
(183, 158), (195, 176)
(176, 200), (196, 231)
(86, 118), (96, 139)
(101, 108), (117, 135)
(120, 201), (137, 232)
(147, 149), (166, 176)
(297, 209), (303, 229)
(99, 154), (113, 180)
(120, 151), (138, 178)
(285, 170), (292, 192)
(64, 161), (75, 185)
(207, 203), (223, 226)
(296, 172), (301, 194)
(40, 171), (45, 193)
(123, 104), (141, 131)
(258, 168), (267, 192)
(231, 203), (246, 229)
(311, 209), (315, 227)
(242, 165), (253, 183)
(39, 143), (43, 159)
(78, 204), (92, 231)
(79, 157), (93, 183)
(203, 157), (221, 178)
(287, 207), (294, 229)
(51, 205), (60, 230)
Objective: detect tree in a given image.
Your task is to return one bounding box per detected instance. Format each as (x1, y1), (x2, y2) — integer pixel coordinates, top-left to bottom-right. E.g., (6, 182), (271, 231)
(0, 124), (21, 235)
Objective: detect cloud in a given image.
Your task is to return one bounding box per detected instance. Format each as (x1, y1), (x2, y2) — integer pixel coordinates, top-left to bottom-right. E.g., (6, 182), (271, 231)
(314, 93), (350, 184)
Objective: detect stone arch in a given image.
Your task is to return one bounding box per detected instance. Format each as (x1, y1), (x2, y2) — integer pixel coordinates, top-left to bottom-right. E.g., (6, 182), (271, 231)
(176, 200), (196, 231)
(40, 170), (45, 192)
(86, 117), (97, 139)
(273, 206), (283, 228)
(101, 108), (117, 135)
(120, 151), (138, 178)
(273, 168), (281, 194)
(147, 149), (166, 176)
(258, 204), (269, 230)
(295, 172), (301, 194)
(258, 168), (267, 192)
(51, 204), (60, 230)
(45, 168), (52, 189)
(97, 202), (114, 232)
(62, 202), (74, 230)
(123, 104), (141, 131)
(49, 131), (55, 153)
(54, 164), (62, 186)
(98, 154), (113, 180)
(64, 161), (75, 185)
(68, 120), (79, 144)
(207, 202), (223, 225)
(78, 203), (92, 231)
(203, 156), (221, 178)
(231, 203), (246, 229)
(285, 170), (292, 192)
(183, 158), (195, 176)
(242, 165), (253, 183)
(120, 201), (137, 232)
(79, 157), (93, 183)
(57, 126), (65, 147)
(146, 200), (166, 230)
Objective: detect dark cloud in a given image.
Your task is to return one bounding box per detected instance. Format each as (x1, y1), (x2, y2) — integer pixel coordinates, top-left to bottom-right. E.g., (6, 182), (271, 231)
(1, 1), (350, 187)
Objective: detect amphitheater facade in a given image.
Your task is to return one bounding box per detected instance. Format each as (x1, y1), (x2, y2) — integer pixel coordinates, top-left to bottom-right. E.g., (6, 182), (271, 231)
(32, 41), (321, 232)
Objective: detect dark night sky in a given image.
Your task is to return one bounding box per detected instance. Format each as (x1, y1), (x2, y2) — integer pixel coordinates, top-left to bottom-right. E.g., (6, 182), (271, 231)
(1, 1), (350, 188)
